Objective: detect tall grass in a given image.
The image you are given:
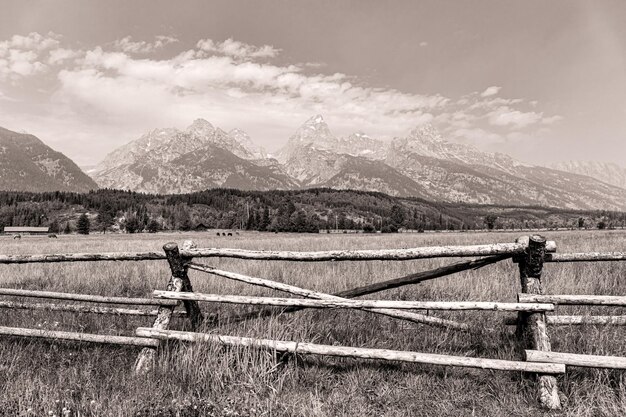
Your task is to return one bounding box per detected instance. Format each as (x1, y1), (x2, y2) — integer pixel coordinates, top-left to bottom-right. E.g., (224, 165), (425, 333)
(0, 230), (625, 416)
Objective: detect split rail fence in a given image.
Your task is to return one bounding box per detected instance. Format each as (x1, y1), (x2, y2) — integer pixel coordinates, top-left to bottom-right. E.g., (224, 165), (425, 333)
(0, 236), (625, 409)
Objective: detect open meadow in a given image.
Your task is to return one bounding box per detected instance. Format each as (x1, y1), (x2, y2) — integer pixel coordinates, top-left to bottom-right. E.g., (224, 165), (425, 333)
(1, 230), (626, 416)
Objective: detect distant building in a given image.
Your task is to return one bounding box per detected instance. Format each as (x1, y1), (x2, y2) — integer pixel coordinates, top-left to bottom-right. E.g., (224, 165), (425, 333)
(193, 223), (210, 231)
(3, 226), (49, 235)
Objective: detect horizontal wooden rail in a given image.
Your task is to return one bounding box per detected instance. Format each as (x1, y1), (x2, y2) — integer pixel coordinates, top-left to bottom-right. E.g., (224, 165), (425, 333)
(188, 263), (470, 331)
(182, 241), (556, 262)
(0, 252), (167, 264)
(154, 291), (554, 312)
(519, 293), (626, 306)
(136, 328), (564, 374)
(545, 252), (626, 263)
(0, 241), (557, 265)
(0, 326), (159, 347)
(505, 315), (626, 326)
(526, 350), (626, 369)
(0, 288), (179, 306)
(0, 300), (187, 317)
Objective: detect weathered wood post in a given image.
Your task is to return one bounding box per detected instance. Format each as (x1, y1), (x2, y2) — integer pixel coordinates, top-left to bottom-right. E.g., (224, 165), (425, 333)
(133, 241), (203, 374)
(516, 235), (561, 410)
(167, 240), (204, 329)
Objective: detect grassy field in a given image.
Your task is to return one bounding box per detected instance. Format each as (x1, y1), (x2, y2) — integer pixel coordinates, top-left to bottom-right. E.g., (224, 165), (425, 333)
(0, 230), (625, 416)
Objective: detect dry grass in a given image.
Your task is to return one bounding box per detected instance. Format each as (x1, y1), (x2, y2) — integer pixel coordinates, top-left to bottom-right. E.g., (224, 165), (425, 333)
(0, 230), (625, 416)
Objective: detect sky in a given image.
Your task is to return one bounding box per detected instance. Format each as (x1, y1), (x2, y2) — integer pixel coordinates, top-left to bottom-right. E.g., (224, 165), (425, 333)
(0, 0), (624, 167)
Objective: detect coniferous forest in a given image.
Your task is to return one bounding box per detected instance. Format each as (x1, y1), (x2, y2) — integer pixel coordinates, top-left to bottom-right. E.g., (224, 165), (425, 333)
(0, 188), (624, 234)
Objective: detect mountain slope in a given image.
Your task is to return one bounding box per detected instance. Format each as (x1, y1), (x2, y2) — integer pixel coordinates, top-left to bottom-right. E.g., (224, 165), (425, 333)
(277, 115), (418, 196)
(93, 120), (297, 193)
(277, 115), (385, 162)
(0, 126), (97, 192)
(385, 125), (626, 210)
(549, 161), (626, 190)
(93, 120), (293, 193)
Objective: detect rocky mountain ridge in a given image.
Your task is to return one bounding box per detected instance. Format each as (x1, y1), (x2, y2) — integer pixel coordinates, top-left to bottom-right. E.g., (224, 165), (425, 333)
(91, 115), (626, 211)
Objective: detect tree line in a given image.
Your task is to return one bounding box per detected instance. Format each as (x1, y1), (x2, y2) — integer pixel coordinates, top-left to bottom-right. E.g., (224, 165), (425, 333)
(0, 188), (624, 234)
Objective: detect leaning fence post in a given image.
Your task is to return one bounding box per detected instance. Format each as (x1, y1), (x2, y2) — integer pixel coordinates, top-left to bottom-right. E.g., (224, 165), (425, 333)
(516, 235), (561, 410)
(133, 241), (203, 374)
(168, 240), (204, 329)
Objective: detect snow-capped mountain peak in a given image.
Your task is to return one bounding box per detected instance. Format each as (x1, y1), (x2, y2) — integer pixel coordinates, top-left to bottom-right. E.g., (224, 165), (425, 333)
(296, 114), (333, 138)
(351, 131), (371, 140)
(409, 123), (445, 143)
(186, 118), (215, 137)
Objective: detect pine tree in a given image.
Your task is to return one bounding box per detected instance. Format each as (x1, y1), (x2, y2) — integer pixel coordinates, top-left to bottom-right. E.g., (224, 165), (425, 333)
(147, 219), (160, 233)
(48, 219), (60, 234)
(260, 207), (270, 231)
(77, 213), (90, 235)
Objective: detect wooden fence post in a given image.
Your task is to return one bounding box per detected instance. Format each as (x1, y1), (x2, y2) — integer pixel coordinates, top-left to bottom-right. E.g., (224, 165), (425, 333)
(168, 240), (204, 329)
(133, 241), (203, 374)
(516, 235), (561, 410)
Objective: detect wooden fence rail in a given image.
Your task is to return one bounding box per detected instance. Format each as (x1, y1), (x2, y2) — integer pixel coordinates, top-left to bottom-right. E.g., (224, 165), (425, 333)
(526, 350), (626, 369)
(188, 262), (469, 330)
(0, 325), (159, 347)
(0, 288), (179, 306)
(0, 300), (186, 317)
(0, 241), (559, 265)
(545, 252), (626, 262)
(505, 315), (626, 326)
(135, 327), (565, 374)
(181, 241), (555, 261)
(0, 252), (167, 264)
(519, 294), (626, 306)
(153, 291), (555, 312)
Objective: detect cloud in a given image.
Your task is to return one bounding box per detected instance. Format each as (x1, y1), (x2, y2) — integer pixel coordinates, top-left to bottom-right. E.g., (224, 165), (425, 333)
(0, 32), (60, 53)
(542, 115), (563, 125)
(196, 38), (280, 59)
(419, 41), (428, 47)
(0, 32), (561, 163)
(488, 106), (544, 129)
(113, 35), (178, 54)
(453, 127), (505, 146)
(48, 48), (82, 65)
(480, 86), (501, 97)
(0, 32), (62, 80)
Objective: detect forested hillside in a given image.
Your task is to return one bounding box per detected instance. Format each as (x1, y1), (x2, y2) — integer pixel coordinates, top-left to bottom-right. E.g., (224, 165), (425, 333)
(0, 188), (624, 234)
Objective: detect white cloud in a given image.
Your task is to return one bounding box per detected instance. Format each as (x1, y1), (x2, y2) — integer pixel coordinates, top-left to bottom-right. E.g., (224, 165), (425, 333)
(488, 106), (544, 129)
(0, 32), (60, 53)
(453, 127), (504, 146)
(480, 86), (501, 97)
(542, 115), (563, 125)
(0, 32), (561, 163)
(48, 48), (81, 65)
(419, 41), (428, 47)
(196, 38), (280, 59)
(113, 35), (178, 54)
(0, 32), (61, 80)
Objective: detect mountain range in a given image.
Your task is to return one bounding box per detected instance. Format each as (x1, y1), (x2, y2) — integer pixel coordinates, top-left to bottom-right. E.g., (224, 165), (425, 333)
(1, 118), (625, 212)
(90, 115), (626, 211)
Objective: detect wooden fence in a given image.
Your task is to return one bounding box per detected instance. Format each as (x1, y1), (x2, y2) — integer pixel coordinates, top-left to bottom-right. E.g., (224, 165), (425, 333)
(0, 235), (625, 410)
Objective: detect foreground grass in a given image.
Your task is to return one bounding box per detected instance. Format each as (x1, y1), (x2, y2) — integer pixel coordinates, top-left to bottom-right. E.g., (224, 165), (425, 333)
(0, 230), (625, 416)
